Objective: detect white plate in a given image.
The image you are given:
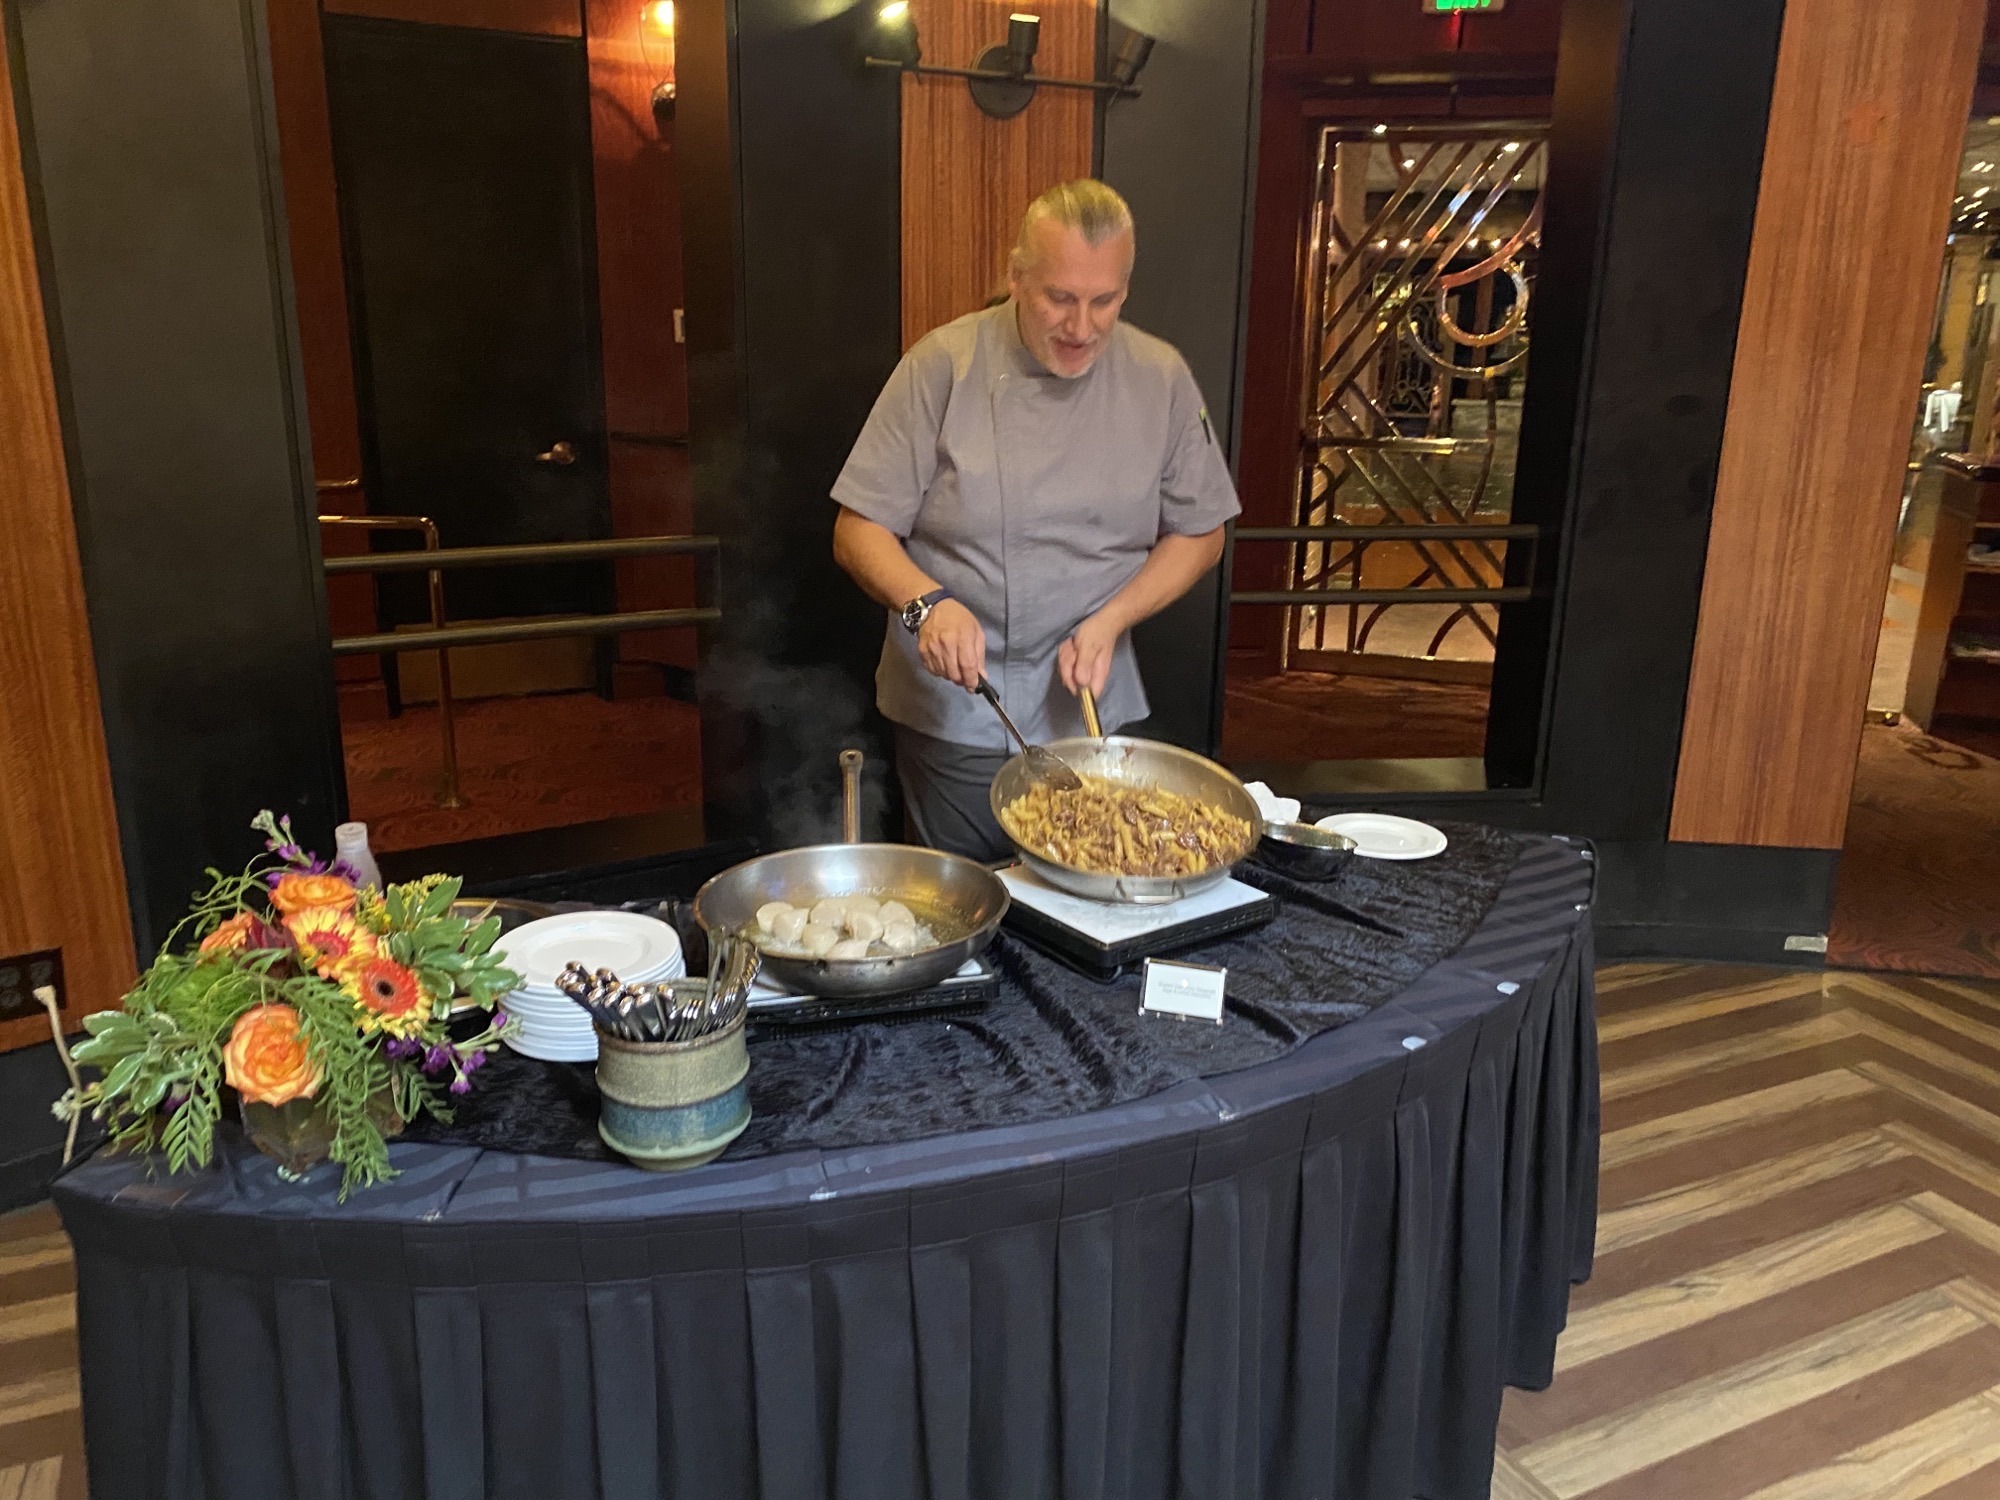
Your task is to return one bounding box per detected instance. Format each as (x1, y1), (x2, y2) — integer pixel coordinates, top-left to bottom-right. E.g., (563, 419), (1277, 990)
(494, 912), (683, 990)
(1313, 813), (1448, 861)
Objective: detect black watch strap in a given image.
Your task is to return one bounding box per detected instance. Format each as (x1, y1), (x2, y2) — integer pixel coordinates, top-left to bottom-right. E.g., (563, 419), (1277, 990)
(901, 587), (952, 633)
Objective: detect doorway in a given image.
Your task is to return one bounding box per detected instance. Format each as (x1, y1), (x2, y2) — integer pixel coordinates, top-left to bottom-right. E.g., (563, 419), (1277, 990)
(268, 0), (707, 864)
(1828, 111), (2000, 980)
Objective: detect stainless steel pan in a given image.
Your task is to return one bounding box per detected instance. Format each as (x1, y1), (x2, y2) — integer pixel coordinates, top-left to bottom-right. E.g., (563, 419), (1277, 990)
(989, 733), (1261, 905)
(694, 751), (1010, 999)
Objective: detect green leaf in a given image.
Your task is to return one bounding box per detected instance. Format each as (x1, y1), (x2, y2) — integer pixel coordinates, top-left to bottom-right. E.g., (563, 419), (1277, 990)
(420, 878), (461, 919)
(70, 1033), (139, 1066)
(463, 918), (501, 957)
(82, 1011), (137, 1037)
(98, 1052), (145, 1098)
(386, 885), (409, 927)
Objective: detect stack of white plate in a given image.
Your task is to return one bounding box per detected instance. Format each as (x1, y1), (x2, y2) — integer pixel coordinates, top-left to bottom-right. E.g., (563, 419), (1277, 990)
(493, 911), (685, 1062)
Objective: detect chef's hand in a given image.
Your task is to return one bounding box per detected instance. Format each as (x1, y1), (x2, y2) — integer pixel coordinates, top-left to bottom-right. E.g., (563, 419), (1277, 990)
(918, 599), (987, 691)
(1059, 613), (1119, 698)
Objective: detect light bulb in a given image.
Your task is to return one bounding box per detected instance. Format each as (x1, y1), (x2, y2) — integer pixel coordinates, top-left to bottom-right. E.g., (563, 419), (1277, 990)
(645, 0), (674, 34)
(878, 0), (910, 20)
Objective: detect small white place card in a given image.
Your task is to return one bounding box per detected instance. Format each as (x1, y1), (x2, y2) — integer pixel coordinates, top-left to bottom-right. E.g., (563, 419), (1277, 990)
(1140, 958), (1228, 1024)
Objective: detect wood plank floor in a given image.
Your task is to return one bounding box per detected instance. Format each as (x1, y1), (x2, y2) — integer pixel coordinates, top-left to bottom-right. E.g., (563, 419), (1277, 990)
(8, 962), (2000, 1498)
(1500, 962), (2000, 1500)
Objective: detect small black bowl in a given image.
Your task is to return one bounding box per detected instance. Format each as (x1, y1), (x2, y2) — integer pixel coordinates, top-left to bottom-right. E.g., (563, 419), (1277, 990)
(1254, 821), (1357, 882)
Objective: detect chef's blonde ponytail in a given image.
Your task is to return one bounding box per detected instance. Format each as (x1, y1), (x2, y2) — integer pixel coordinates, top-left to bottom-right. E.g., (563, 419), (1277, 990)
(1010, 179), (1134, 272)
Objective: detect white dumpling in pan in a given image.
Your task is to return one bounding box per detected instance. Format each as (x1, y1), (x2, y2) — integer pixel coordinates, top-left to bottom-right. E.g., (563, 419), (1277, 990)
(845, 910), (884, 944)
(809, 898), (849, 930)
(878, 900), (914, 927)
(799, 922), (841, 957)
(845, 894), (881, 918)
(880, 920), (921, 954)
(827, 937), (872, 960)
(771, 907), (809, 946)
(756, 900), (797, 935)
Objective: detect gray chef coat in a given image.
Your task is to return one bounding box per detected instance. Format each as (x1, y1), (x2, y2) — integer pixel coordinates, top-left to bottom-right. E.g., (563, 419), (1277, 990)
(832, 299), (1241, 751)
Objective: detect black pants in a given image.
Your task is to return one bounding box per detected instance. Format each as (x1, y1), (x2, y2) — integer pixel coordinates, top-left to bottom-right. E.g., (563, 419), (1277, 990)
(893, 726), (1013, 862)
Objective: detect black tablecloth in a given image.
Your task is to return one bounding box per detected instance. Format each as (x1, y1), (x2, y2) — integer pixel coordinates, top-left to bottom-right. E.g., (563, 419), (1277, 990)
(52, 832), (1599, 1500)
(412, 822), (1527, 1163)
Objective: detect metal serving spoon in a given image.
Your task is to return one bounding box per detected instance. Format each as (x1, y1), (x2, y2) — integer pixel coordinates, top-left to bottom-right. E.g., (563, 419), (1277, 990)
(976, 677), (1083, 792)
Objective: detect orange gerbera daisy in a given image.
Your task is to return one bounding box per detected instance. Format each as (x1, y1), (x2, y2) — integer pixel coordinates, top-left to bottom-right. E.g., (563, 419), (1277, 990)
(270, 872), (357, 918)
(284, 904), (377, 981)
(346, 957), (432, 1037)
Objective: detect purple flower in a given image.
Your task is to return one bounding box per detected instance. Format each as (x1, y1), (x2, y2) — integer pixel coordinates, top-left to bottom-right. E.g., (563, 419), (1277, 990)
(461, 1049), (486, 1074)
(383, 1037), (420, 1060)
(449, 1074), (472, 1096)
(491, 1007), (509, 1029)
(423, 1044), (453, 1074)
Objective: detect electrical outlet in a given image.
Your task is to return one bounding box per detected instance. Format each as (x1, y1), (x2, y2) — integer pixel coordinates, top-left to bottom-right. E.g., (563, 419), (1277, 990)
(0, 947), (65, 1022)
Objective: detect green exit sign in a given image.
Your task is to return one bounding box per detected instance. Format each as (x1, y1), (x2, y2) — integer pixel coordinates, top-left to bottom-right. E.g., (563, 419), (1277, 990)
(1424, 0), (1504, 11)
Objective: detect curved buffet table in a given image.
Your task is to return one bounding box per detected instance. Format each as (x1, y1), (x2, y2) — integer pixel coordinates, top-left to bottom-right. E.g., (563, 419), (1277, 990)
(53, 831), (1598, 1500)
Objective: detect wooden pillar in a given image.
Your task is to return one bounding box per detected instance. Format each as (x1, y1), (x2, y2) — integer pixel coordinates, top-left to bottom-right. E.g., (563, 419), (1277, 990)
(1669, 0), (1986, 847)
(0, 33), (137, 1050)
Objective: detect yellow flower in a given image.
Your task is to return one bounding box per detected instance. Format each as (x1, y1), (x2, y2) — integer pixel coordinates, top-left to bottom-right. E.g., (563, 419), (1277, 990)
(346, 957), (432, 1038)
(284, 904), (378, 982)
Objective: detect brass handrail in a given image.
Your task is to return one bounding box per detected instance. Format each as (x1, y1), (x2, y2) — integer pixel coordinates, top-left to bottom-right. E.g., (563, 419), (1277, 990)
(1235, 523), (1538, 542)
(322, 534), (720, 574)
(1231, 587), (1533, 605)
(330, 607), (721, 655)
(318, 514), (463, 809)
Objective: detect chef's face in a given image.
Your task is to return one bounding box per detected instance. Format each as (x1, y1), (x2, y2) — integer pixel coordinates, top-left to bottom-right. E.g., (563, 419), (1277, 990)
(1008, 219), (1133, 379)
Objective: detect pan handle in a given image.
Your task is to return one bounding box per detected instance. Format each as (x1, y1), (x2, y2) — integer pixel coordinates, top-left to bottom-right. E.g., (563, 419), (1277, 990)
(1079, 686), (1102, 739)
(840, 749), (863, 843)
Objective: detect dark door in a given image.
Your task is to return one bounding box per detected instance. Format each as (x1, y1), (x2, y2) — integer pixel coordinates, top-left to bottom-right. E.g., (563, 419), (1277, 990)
(324, 15), (610, 626)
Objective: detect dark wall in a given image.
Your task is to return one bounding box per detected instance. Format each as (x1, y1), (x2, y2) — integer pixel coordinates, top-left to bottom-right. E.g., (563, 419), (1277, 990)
(10, 0), (346, 956)
(680, 0), (908, 845)
(1101, 0), (1265, 755)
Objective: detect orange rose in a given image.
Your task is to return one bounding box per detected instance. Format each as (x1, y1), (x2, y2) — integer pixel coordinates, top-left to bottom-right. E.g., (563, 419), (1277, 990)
(269, 872), (357, 917)
(198, 911), (286, 956)
(223, 1003), (323, 1106)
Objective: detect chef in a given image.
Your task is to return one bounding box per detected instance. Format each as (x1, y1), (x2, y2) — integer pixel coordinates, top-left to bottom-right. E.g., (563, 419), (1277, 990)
(831, 179), (1240, 860)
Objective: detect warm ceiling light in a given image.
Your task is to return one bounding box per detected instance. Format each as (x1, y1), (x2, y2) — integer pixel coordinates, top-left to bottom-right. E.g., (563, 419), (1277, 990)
(1372, 124), (1388, 136)
(877, 0), (909, 19)
(645, 0), (674, 35)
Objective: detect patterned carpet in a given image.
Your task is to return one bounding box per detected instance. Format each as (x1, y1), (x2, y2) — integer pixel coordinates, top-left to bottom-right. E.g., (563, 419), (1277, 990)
(341, 691), (705, 854)
(1221, 667), (1491, 763)
(14, 963), (2000, 1497)
(1829, 724), (2000, 982)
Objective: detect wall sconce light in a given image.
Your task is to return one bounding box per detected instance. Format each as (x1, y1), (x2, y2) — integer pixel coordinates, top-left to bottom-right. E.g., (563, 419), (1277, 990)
(642, 0), (677, 124)
(863, 5), (1152, 120)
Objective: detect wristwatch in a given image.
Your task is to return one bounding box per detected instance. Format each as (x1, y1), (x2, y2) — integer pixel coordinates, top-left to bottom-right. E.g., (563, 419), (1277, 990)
(900, 587), (952, 634)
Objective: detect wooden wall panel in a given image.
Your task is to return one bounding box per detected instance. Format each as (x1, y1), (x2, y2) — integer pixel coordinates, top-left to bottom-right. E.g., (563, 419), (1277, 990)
(586, 0), (699, 678)
(324, 0), (584, 36)
(898, 0), (1094, 349)
(1669, 0), (1985, 848)
(0, 37), (138, 1049)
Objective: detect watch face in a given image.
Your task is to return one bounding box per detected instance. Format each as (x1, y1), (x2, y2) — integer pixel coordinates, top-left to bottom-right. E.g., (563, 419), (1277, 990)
(902, 599), (927, 632)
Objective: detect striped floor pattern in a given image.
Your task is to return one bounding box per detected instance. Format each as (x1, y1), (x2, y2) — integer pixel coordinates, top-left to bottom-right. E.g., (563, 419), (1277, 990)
(7, 963), (2000, 1498)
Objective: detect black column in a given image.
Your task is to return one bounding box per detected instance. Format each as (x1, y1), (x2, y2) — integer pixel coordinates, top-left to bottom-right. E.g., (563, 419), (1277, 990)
(9, 0), (346, 955)
(679, 0), (906, 846)
(1100, 0), (1265, 756)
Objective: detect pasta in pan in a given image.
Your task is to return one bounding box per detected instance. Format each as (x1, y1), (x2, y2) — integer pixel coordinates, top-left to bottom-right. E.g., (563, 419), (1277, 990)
(999, 775), (1256, 878)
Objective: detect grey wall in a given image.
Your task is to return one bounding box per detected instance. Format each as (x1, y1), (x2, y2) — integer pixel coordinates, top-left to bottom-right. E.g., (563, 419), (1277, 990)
(1101, 0), (1265, 755)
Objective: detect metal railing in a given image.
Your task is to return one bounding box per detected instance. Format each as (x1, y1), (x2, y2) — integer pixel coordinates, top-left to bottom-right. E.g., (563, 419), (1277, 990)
(320, 529), (721, 809)
(319, 514), (463, 807)
(1230, 522), (1540, 607)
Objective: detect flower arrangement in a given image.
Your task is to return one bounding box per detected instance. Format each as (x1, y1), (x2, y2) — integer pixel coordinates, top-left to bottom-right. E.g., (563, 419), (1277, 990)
(57, 811), (519, 1197)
